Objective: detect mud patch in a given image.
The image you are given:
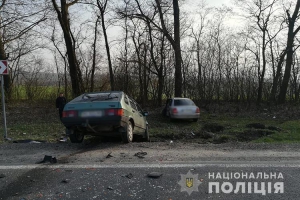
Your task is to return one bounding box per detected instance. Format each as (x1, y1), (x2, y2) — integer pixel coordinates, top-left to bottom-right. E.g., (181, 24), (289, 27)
(202, 123), (225, 133)
(237, 130), (276, 142)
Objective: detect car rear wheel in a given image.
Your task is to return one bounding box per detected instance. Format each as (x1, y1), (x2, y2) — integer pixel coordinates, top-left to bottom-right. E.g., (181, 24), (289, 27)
(122, 121), (133, 143)
(144, 125), (149, 142)
(68, 129), (84, 143)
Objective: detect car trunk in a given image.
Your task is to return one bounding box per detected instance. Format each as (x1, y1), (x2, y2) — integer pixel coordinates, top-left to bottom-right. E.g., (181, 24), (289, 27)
(62, 101), (123, 121)
(173, 105), (197, 115)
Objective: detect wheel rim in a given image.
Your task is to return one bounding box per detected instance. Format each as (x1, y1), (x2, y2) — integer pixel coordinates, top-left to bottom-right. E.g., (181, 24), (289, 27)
(128, 123), (133, 142)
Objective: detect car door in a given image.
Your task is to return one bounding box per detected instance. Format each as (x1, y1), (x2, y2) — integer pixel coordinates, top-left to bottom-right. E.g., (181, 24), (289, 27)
(129, 98), (143, 132)
(135, 102), (146, 130)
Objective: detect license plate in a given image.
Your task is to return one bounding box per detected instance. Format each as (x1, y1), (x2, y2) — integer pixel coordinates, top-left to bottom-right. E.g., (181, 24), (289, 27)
(81, 111), (102, 117)
(183, 109), (192, 113)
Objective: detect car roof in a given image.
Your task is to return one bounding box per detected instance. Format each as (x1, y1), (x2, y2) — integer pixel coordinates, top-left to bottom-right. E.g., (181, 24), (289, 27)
(172, 97), (192, 100)
(84, 91), (123, 95)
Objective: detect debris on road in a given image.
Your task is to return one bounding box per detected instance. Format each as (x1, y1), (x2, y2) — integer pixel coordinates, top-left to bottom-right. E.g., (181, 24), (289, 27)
(0, 174), (6, 178)
(13, 139), (46, 144)
(106, 152), (113, 158)
(107, 186), (114, 190)
(61, 179), (70, 183)
(134, 151), (147, 158)
(122, 173), (133, 179)
(36, 155), (57, 164)
(58, 137), (68, 143)
(147, 172), (162, 179)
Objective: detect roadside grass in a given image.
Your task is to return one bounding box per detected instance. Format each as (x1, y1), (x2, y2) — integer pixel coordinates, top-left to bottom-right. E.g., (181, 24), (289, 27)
(254, 120), (300, 143)
(0, 122), (65, 143)
(148, 110), (300, 144)
(0, 102), (300, 144)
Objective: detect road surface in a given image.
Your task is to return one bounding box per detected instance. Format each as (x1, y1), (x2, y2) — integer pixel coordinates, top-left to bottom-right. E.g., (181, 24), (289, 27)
(0, 142), (299, 200)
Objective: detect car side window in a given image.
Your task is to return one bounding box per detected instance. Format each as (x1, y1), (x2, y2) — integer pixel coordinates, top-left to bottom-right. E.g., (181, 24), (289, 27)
(129, 98), (137, 110)
(124, 95), (129, 105)
(135, 103), (143, 113)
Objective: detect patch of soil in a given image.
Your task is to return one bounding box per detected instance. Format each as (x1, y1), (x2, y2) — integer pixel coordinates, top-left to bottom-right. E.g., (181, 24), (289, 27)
(237, 130), (276, 142)
(4, 101), (59, 125)
(202, 123), (225, 132)
(246, 123), (266, 129)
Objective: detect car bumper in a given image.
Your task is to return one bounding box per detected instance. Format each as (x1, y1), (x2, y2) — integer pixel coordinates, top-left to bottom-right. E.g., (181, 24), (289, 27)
(62, 116), (128, 134)
(170, 113), (200, 119)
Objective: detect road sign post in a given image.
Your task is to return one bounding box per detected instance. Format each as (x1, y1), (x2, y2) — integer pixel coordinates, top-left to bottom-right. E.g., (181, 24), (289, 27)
(0, 60), (8, 140)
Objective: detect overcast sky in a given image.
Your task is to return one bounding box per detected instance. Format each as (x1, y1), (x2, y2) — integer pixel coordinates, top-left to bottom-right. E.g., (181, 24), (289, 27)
(184, 0), (232, 8)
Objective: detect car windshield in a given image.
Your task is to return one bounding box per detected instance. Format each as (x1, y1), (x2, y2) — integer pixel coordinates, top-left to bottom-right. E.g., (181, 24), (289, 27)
(174, 99), (195, 106)
(70, 92), (121, 102)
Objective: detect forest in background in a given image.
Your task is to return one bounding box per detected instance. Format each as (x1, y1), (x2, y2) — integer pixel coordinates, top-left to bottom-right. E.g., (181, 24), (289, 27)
(0, 0), (300, 108)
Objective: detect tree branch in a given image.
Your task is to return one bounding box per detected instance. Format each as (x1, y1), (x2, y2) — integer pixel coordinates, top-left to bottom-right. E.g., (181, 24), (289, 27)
(0, 0), (6, 10)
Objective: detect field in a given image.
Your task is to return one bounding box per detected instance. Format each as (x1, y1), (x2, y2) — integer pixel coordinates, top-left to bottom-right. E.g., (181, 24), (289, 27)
(0, 101), (300, 144)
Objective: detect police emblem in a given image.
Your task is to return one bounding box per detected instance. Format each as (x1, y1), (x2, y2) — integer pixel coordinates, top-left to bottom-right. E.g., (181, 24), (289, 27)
(178, 171), (202, 195)
(186, 178), (193, 188)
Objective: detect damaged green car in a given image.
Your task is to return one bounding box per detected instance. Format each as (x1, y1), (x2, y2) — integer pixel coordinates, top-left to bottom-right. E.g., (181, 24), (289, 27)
(61, 91), (149, 143)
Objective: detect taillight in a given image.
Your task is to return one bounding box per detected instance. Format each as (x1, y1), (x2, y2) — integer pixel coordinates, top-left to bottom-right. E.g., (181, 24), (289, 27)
(172, 108), (178, 114)
(62, 110), (78, 118)
(196, 107), (200, 113)
(105, 109), (123, 116)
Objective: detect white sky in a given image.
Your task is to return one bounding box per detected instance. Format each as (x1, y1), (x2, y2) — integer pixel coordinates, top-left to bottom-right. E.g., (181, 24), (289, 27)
(207, 0), (232, 6)
(184, 0), (232, 8)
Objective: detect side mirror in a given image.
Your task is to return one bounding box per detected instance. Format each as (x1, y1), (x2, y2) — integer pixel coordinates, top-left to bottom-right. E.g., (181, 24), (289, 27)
(143, 111), (149, 116)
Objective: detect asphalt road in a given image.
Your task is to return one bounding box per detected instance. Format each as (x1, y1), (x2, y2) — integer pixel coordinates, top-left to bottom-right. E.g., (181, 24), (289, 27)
(0, 142), (299, 200)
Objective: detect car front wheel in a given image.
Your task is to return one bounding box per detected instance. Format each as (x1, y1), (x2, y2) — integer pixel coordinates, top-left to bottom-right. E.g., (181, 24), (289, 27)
(122, 121), (133, 143)
(68, 129), (84, 143)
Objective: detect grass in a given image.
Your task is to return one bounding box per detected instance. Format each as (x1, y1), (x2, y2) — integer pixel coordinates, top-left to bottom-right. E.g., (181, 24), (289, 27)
(0, 122), (65, 143)
(0, 101), (300, 144)
(148, 110), (300, 144)
(254, 120), (300, 143)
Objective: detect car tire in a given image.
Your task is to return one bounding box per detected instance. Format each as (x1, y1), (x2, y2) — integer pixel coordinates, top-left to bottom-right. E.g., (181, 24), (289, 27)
(193, 118), (198, 122)
(68, 129), (84, 143)
(122, 121), (133, 143)
(144, 125), (150, 142)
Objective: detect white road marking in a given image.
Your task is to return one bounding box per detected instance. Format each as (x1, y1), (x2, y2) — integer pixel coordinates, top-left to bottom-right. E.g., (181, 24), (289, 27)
(1, 162), (300, 170)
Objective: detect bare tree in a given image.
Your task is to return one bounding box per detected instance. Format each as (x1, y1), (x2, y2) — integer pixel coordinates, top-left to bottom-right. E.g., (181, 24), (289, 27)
(90, 16), (101, 92)
(117, 0), (183, 97)
(96, 0), (115, 90)
(278, 0), (300, 103)
(155, 0), (182, 97)
(237, 0), (280, 104)
(0, 0), (47, 98)
(51, 0), (84, 97)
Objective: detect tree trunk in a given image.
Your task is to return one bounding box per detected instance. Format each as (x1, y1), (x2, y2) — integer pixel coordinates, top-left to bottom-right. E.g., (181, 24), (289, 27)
(97, 0), (114, 90)
(257, 35), (267, 105)
(270, 50), (287, 102)
(173, 0), (182, 97)
(52, 0), (84, 98)
(91, 17), (100, 92)
(278, 0), (300, 103)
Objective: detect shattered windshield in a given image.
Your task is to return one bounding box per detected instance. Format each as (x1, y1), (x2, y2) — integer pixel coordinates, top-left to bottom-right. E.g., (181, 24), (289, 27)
(71, 92), (121, 102)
